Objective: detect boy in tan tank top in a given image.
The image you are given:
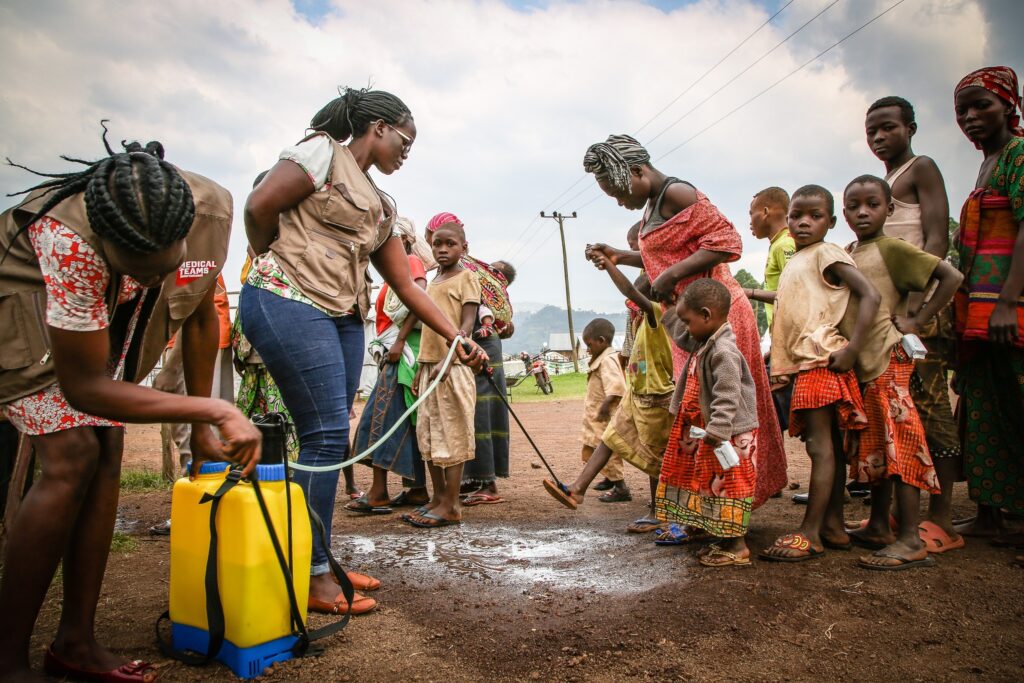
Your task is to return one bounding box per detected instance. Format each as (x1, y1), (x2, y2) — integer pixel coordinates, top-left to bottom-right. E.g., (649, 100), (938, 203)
(865, 96), (963, 553)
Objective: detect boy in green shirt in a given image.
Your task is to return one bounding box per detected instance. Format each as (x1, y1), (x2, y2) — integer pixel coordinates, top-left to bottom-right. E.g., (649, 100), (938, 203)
(745, 186), (796, 431)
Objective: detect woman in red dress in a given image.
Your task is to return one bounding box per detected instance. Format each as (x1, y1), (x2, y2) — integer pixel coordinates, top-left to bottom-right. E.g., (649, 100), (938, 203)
(582, 134), (787, 507)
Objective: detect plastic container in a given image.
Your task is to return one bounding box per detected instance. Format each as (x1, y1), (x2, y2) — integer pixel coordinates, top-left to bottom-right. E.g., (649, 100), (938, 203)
(169, 461), (311, 678)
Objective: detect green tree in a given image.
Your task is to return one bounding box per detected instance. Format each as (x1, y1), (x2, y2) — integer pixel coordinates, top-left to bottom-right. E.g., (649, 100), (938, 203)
(734, 268), (768, 335)
(947, 217), (959, 268)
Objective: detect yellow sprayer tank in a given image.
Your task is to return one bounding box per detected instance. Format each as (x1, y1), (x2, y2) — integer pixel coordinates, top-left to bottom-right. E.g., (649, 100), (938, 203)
(169, 461), (311, 678)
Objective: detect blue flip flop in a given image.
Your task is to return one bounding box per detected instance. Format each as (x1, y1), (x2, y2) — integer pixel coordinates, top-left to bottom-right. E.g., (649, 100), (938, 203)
(654, 523), (701, 545)
(406, 511), (460, 529)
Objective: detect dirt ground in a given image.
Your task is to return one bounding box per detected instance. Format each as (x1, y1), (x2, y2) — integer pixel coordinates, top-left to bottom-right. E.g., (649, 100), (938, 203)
(28, 398), (1024, 682)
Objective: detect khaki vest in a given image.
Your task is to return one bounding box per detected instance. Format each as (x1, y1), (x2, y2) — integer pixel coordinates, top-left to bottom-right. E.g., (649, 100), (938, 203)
(0, 168), (231, 403)
(269, 133), (393, 316)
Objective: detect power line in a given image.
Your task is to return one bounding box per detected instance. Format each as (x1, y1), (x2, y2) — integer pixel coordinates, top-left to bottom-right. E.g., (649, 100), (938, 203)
(644, 0), (841, 146)
(521, 0), (910, 269)
(502, 1), (800, 263)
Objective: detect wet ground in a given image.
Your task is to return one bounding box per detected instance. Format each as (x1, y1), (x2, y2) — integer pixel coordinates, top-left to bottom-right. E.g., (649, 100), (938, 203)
(27, 399), (1024, 681)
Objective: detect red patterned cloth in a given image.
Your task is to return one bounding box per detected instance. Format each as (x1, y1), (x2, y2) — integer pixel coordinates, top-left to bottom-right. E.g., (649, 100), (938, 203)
(955, 66), (1024, 148)
(851, 347), (940, 493)
(662, 360), (759, 501)
(639, 190), (787, 504)
(789, 367), (867, 439)
(426, 212), (463, 231)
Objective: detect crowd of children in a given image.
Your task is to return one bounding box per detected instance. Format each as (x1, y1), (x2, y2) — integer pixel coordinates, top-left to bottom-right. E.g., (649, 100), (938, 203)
(550, 65), (1024, 572)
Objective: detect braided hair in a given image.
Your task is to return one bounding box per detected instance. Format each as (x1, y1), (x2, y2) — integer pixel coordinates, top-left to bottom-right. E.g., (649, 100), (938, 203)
(310, 86), (412, 141)
(6, 121), (195, 256)
(582, 134), (652, 194)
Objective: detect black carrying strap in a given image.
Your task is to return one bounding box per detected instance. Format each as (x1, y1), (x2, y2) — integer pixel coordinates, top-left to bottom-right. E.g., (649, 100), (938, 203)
(156, 467), (244, 664)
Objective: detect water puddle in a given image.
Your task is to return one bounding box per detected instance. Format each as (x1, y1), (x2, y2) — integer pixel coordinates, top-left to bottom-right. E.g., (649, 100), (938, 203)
(333, 524), (682, 594)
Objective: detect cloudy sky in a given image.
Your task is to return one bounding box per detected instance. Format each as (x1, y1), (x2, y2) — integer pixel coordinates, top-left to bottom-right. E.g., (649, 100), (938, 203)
(1, 0), (1021, 313)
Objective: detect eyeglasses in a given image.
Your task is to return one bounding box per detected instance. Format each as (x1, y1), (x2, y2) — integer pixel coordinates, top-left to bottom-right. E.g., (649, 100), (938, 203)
(386, 124), (413, 151)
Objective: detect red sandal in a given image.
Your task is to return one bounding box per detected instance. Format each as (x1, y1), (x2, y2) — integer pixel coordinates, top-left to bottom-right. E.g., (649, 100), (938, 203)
(44, 645), (158, 683)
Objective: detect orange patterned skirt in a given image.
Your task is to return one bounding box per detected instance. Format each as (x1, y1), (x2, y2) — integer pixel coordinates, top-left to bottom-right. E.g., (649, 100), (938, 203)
(789, 367), (867, 438)
(850, 347), (940, 493)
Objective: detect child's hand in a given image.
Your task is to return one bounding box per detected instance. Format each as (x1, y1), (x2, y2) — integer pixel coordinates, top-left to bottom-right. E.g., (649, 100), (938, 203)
(702, 434), (722, 448)
(455, 338), (488, 370)
(827, 346), (857, 373)
(411, 366), (424, 397)
(428, 364), (451, 385)
(892, 314), (920, 336)
(386, 339), (405, 364)
(650, 270), (679, 303)
(585, 243), (619, 266)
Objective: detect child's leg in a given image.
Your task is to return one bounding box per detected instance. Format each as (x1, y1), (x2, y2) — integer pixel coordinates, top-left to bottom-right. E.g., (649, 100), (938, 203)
(343, 464), (360, 496)
(850, 480), (897, 547)
(571, 442), (626, 500)
(822, 422), (851, 544)
(860, 479), (930, 568)
(432, 462), (466, 521)
(0, 427), (110, 678)
(366, 466), (391, 507)
(648, 476), (658, 517)
(424, 462), (445, 511)
(762, 407), (834, 558)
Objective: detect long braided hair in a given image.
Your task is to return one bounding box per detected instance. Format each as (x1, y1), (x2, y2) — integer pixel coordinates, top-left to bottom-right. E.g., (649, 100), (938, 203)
(5, 121), (195, 258)
(582, 134), (652, 194)
(310, 86), (412, 141)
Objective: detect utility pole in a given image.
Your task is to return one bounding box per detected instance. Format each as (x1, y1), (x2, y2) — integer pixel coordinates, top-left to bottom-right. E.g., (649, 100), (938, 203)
(540, 210), (580, 373)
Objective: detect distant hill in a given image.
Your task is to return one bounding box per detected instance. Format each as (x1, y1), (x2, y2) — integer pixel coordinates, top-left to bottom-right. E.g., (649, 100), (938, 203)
(504, 305), (627, 355)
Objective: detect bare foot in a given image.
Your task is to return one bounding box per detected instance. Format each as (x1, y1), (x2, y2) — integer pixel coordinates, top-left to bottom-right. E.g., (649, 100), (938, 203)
(309, 572), (343, 604)
(759, 532), (823, 560)
(849, 526), (895, 548)
(49, 639), (130, 676)
(858, 538), (932, 569)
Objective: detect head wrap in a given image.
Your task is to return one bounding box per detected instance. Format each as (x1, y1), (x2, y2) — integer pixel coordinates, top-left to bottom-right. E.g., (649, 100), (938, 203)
(582, 134), (652, 194)
(395, 215), (437, 270)
(955, 66), (1024, 148)
(426, 211), (463, 232)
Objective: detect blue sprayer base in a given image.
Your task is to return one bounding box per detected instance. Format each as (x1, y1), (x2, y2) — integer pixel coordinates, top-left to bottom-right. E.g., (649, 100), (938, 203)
(172, 623), (297, 678)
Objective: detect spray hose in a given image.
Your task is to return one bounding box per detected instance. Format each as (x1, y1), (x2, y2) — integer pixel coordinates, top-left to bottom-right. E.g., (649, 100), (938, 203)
(287, 334), (466, 473)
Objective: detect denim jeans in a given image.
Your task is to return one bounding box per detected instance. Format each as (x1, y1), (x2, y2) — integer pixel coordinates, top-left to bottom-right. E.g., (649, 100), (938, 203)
(238, 285), (364, 575)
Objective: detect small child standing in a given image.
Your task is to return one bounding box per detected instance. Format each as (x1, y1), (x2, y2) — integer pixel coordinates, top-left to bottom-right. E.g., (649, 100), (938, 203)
(656, 279), (760, 565)
(760, 185), (880, 562)
(407, 221), (481, 528)
(544, 251), (675, 534)
(839, 175), (962, 570)
(578, 318), (629, 502)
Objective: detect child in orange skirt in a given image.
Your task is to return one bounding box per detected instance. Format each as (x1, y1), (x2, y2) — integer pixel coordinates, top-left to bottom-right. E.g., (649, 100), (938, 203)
(655, 279), (760, 566)
(839, 175), (963, 569)
(759, 185), (880, 562)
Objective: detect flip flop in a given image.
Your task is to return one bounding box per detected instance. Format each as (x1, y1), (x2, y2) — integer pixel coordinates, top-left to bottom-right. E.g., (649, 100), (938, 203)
(344, 495), (393, 515)
(654, 523), (704, 545)
(335, 570), (381, 592)
(308, 591), (378, 615)
(44, 646), (158, 683)
(858, 551), (936, 572)
(918, 520), (966, 554)
(390, 490), (430, 508)
(698, 544), (752, 567)
(464, 492), (507, 506)
(626, 517), (663, 534)
(406, 511), (461, 529)
(400, 505), (430, 522)
(543, 479), (578, 510)
(759, 532), (825, 562)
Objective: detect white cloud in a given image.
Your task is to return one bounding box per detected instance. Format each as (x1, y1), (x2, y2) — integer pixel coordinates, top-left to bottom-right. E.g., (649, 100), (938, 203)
(0, 0), (1010, 313)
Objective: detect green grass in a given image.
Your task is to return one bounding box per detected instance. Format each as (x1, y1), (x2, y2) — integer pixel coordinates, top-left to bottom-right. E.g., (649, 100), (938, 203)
(120, 468), (170, 492)
(110, 531), (139, 554)
(508, 371), (588, 403)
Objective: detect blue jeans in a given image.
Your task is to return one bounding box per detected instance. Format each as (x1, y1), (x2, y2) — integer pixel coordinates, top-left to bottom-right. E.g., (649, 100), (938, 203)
(238, 285), (364, 575)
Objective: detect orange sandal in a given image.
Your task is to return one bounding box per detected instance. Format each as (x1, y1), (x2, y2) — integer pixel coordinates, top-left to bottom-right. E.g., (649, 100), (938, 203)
(308, 590), (377, 615)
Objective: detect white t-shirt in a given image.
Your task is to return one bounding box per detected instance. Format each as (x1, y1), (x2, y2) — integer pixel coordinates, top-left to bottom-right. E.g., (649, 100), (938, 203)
(279, 135), (334, 191)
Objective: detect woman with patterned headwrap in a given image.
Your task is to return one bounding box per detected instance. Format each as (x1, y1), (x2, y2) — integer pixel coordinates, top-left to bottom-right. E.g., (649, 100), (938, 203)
(425, 212), (515, 503)
(951, 66), (1024, 545)
(581, 135), (787, 511)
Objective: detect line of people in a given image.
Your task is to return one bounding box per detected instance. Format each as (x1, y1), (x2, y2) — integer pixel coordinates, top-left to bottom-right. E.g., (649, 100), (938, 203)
(546, 65), (1024, 572)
